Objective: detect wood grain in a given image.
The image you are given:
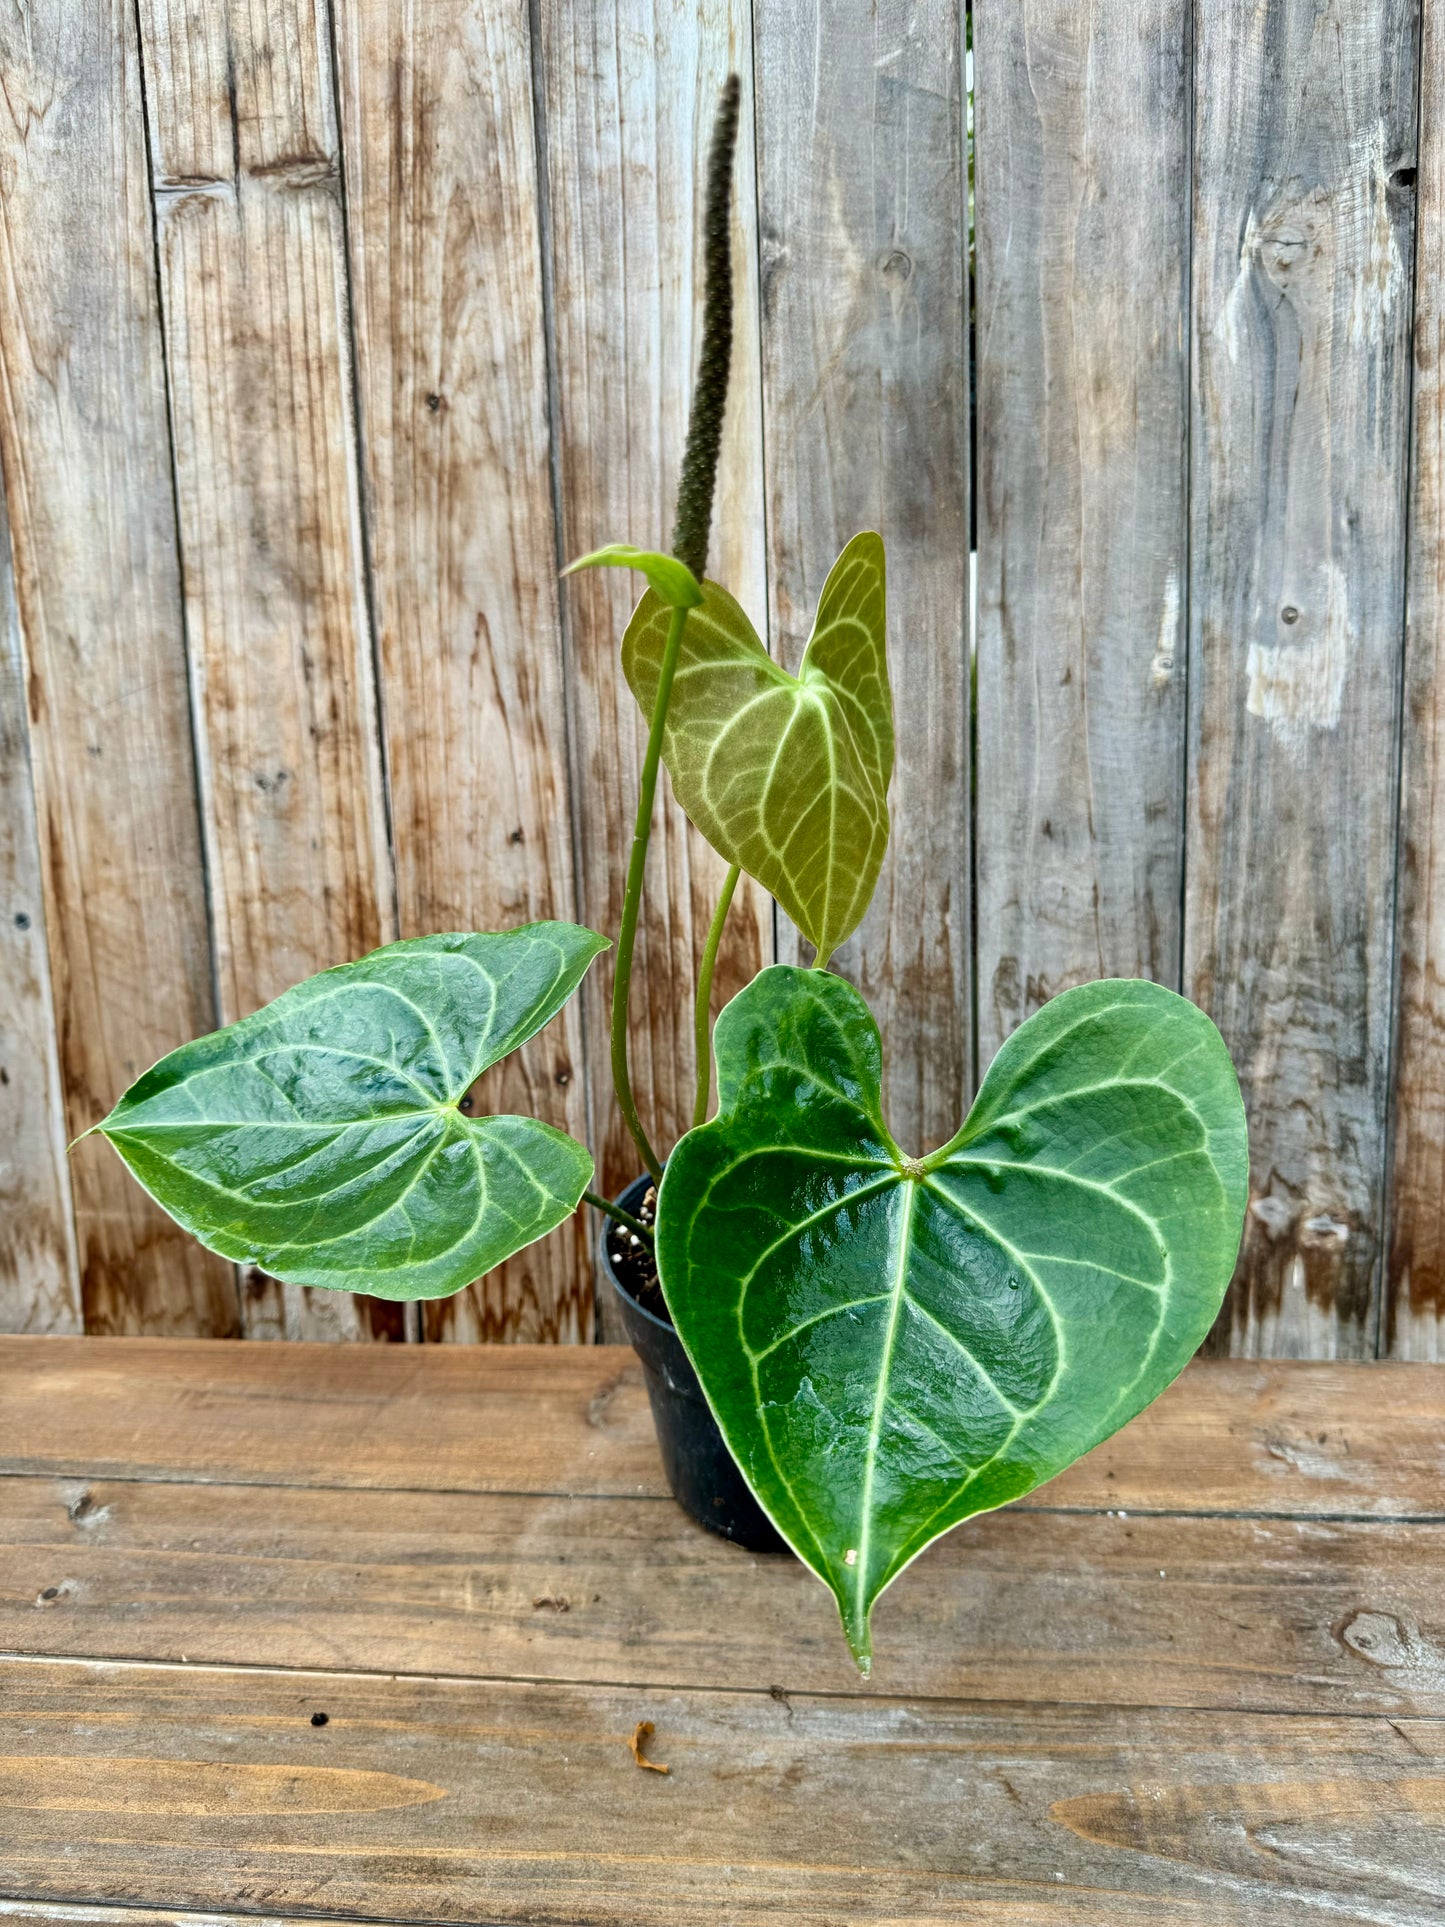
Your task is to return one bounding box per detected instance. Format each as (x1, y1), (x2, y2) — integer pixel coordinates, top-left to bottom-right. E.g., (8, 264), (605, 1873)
(754, 0), (971, 1155)
(137, 0), (399, 1344)
(3, 1343), (1441, 1919)
(0, 470), (77, 1332)
(0, 1338), (662, 1495)
(1, 1657), (1438, 1924)
(6, 1472), (1444, 1715)
(973, 0), (1189, 1066)
(2, 1339), (1440, 1516)
(334, 0), (592, 1342)
(1186, 0), (1418, 1358)
(0, 0), (235, 1337)
(1387, 1), (1445, 1360)
(0, 1911), (350, 1927)
(0, 0), (1437, 1361)
(536, 3), (772, 1237)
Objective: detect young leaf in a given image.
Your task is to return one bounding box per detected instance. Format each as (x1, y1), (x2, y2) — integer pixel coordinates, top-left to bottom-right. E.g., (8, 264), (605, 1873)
(622, 532), (892, 967)
(656, 967), (1247, 1672)
(562, 544), (703, 610)
(92, 925), (609, 1300)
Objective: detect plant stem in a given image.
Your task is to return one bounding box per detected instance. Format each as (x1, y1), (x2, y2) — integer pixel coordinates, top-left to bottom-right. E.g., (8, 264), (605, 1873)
(610, 600), (692, 1184)
(582, 1189), (654, 1246)
(692, 862), (740, 1128)
(609, 76), (739, 1187)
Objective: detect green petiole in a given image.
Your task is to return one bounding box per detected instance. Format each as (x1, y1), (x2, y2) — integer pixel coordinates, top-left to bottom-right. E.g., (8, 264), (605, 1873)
(609, 599), (693, 1185)
(693, 861), (740, 1128)
(582, 1189), (655, 1246)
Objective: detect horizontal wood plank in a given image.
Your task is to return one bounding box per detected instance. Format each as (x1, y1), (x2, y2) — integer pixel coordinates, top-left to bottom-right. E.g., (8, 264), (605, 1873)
(3, 1473), (1441, 1716)
(0, 1338), (661, 1495)
(0, 1656), (1439, 1925)
(0, 1340), (1439, 1515)
(0, 1909), (342, 1927)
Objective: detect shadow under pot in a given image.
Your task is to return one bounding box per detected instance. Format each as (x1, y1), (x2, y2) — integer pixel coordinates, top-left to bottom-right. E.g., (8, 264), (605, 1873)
(599, 1174), (789, 1555)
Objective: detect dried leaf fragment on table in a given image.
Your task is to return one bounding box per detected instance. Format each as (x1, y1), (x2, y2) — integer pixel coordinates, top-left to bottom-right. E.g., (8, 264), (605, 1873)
(628, 1720), (670, 1774)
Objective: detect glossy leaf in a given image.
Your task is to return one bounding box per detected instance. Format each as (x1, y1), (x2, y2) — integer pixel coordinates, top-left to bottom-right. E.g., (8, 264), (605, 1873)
(656, 967), (1247, 1671)
(622, 532), (892, 967)
(562, 544), (703, 609)
(93, 925), (608, 1300)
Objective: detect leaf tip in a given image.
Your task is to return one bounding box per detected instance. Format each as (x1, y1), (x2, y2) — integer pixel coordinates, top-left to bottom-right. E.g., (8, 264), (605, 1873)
(839, 1596), (874, 1676)
(560, 544), (702, 610)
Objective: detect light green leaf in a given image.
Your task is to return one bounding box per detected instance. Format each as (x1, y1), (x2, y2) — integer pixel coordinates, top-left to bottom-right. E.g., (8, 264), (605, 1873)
(622, 532), (892, 967)
(93, 924), (609, 1301)
(656, 968), (1247, 1671)
(563, 544), (703, 609)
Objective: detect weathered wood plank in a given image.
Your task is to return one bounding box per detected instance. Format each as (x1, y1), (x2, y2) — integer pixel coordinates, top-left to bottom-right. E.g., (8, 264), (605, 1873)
(0, 1910), (342, 1927)
(334, 0), (592, 1342)
(973, 0), (1189, 1067)
(136, 0), (399, 1344)
(0, 472), (77, 1333)
(536, 4), (772, 1240)
(6, 1472), (1442, 1715)
(754, 0), (971, 1154)
(1, 1340), (1440, 1517)
(1186, 0), (1418, 1357)
(0, 1338), (661, 1495)
(1387, 1), (1445, 1360)
(1, 1658), (1438, 1924)
(0, 0), (235, 1336)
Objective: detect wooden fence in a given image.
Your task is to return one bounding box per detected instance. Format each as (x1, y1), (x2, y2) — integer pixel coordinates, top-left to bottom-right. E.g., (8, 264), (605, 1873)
(0, 0), (1439, 1358)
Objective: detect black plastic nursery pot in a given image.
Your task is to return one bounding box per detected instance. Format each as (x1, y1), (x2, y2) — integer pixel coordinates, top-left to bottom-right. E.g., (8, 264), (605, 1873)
(599, 1174), (789, 1555)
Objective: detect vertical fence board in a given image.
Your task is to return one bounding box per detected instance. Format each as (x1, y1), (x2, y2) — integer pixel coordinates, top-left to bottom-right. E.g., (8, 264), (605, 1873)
(335, 0), (593, 1341)
(536, 2), (771, 1260)
(0, 473), (79, 1332)
(1387, 0), (1445, 1360)
(137, 0), (400, 1341)
(973, 0), (1190, 1070)
(0, 0), (236, 1335)
(1187, 0), (1417, 1358)
(754, 0), (971, 1156)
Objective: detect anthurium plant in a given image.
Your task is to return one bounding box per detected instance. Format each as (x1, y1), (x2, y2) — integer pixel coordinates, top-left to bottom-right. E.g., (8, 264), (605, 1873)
(91, 77), (1247, 1672)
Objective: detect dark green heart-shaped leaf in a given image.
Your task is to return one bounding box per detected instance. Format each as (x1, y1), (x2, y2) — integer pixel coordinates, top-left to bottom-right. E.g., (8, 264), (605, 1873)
(656, 967), (1247, 1671)
(93, 924), (608, 1300)
(622, 532), (892, 967)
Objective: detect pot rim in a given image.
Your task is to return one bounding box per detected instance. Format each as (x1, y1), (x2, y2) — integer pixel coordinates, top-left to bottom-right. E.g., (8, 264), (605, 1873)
(595, 1172), (673, 1334)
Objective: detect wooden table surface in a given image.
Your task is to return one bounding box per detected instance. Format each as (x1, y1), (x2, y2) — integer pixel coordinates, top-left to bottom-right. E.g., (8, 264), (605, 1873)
(0, 1340), (1442, 1925)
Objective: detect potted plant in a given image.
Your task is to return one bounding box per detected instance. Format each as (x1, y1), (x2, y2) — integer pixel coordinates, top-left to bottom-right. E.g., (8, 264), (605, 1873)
(89, 77), (1247, 1675)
